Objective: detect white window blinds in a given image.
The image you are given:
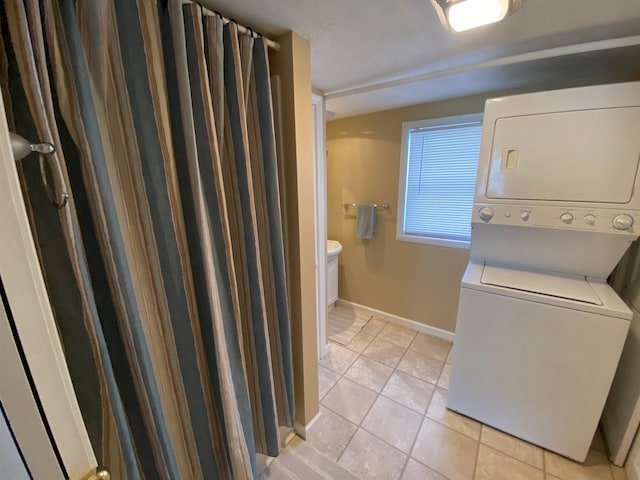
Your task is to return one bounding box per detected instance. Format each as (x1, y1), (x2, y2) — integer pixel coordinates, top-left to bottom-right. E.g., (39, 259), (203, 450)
(402, 120), (482, 244)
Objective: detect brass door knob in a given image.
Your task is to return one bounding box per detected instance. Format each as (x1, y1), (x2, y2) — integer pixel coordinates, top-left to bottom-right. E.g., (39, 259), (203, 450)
(81, 466), (110, 480)
(96, 467), (110, 480)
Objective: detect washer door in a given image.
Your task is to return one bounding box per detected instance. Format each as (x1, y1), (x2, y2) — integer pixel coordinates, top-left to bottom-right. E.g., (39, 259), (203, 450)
(480, 264), (602, 305)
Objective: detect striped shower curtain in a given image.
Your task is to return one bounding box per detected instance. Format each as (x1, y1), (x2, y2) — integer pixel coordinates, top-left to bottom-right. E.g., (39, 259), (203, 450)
(1, 0), (294, 478)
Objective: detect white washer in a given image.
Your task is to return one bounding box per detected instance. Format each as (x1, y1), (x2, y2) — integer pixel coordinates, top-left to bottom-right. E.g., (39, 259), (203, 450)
(448, 262), (631, 461)
(448, 82), (640, 462)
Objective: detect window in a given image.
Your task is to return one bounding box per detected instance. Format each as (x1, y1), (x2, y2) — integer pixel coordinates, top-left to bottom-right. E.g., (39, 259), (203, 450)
(397, 114), (483, 249)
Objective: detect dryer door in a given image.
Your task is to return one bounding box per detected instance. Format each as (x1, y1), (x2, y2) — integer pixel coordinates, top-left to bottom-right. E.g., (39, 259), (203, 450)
(485, 107), (640, 204)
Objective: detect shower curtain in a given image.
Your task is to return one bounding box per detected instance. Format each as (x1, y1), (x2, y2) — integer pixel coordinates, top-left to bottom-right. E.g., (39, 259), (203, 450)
(1, 0), (294, 478)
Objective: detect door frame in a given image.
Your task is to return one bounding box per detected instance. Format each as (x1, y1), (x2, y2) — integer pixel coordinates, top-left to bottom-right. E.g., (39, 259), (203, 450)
(312, 92), (329, 359)
(0, 280), (65, 479)
(0, 91), (96, 478)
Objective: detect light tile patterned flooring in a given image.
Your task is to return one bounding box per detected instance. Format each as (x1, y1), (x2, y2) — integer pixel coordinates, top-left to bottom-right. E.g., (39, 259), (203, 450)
(309, 312), (628, 480)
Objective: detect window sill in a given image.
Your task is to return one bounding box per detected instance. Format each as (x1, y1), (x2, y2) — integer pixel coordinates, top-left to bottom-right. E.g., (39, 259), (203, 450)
(396, 234), (470, 250)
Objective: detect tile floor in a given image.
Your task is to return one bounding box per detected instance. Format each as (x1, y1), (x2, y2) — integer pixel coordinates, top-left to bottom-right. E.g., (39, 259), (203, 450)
(309, 314), (628, 480)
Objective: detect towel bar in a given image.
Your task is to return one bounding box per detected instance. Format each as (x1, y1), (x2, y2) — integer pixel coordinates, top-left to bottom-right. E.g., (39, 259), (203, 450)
(341, 202), (389, 209)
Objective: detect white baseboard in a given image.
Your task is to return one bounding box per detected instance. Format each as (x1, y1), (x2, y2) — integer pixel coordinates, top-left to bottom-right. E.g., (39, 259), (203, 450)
(256, 453), (274, 475)
(294, 410), (322, 440)
(280, 426), (296, 447)
(257, 428), (298, 474)
(319, 342), (330, 359)
(336, 299), (455, 342)
(626, 430), (640, 480)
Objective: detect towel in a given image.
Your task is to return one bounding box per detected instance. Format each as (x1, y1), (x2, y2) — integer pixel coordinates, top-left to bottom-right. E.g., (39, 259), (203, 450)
(356, 204), (376, 239)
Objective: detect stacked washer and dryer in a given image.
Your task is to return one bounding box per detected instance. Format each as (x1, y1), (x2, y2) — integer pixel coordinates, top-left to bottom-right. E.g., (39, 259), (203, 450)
(447, 82), (640, 462)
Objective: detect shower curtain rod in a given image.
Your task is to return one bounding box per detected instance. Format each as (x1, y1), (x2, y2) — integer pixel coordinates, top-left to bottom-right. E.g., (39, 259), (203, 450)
(181, 0), (280, 51)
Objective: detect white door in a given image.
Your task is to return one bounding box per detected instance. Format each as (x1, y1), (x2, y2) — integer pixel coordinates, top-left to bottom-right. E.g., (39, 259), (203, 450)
(312, 93), (329, 359)
(0, 90), (98, 478)
(0, 407), (31, 480)
(0, 286), (64, 479)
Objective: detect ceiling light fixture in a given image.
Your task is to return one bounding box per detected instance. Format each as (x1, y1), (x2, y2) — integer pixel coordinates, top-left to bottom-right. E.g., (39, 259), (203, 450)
(431, 0), (523, 32)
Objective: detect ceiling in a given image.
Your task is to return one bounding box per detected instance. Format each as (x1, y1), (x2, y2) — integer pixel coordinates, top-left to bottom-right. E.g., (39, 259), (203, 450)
(203, 0), (640, 118)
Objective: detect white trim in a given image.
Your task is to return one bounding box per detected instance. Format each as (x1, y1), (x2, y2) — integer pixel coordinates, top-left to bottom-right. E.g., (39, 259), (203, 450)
(282, 428), (297, 446)
(319, 342), (331, 359)
(294, 410), (322, 440)
(336, 299), (455, 342)
(0, 286), (65, 480)
(0, 91), (96, 477)
(396, 234), (470, 250)
(312, 92), (329, 361)
(325, 35), (640, 99)
(400, 113), (483, 131)
(256, 428), (297, 475)
(255, 453), (274, 475)
(396, 113), (482, 251)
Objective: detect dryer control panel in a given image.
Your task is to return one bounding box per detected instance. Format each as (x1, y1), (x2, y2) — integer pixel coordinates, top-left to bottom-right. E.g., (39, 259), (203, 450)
(473, 203), (639, 235)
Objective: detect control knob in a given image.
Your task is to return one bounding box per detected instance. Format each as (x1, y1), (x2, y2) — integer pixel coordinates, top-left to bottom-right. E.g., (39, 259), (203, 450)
(520, 211), (530, 221)
(560, 213), (574, 224)
(613, 214), (634, 231)
(478, 207), (494, 222)
(584, 214), (596, 226)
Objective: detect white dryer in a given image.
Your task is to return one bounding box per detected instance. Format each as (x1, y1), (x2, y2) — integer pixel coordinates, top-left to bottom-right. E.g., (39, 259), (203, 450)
(447, 82), (640, 462)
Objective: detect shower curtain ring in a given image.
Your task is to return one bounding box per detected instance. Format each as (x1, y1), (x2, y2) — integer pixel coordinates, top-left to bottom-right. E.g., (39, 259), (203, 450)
(39, 156), (69, 209)
(10, 132), (69, 209)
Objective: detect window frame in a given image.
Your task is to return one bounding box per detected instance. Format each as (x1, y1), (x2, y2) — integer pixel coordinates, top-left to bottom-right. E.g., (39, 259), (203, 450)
(396, 113), (483, 250)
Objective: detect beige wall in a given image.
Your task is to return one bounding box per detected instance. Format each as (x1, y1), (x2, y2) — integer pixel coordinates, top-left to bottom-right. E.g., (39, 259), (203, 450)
(270, 32), (319, 426)
(327, 93), (506, 333)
